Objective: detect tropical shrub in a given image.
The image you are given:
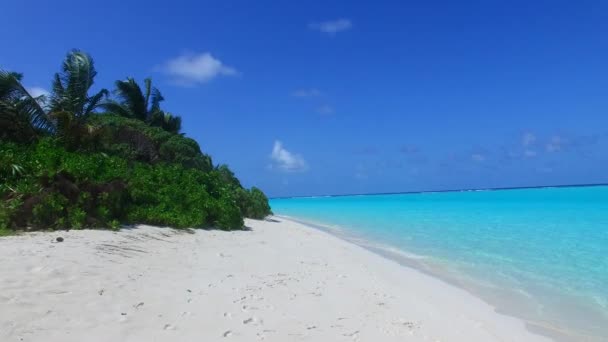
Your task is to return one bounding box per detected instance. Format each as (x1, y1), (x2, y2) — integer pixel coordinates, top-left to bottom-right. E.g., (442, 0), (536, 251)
(211, 193), (244, 230)
(244, 187), (273, 219)
(90, 114), (213, 171)
(0, 138), (270, 231)
(127, 163), (213, 228)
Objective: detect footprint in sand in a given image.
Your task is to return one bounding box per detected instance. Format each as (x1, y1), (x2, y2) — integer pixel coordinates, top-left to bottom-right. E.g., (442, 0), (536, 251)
(343, 330), (359, 339)
(257, 330), (275, 340)
(243, 317), (263, 326)
(242, 305), (259, 312)
(233, 296), (247, 304)
(29, 266), (45, 273)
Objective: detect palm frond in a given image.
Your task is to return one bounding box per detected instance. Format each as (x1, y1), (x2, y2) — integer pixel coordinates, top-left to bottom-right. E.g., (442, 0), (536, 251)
(51, 50), (99, 117)
(149, 86), (164, 113)
(115, 78), (147, 121)
(150, 111), (181, 134)
(83, 89), (109, 117)
(0, 71), (24, 100)
(51, 73), (64, 97)
(143, 78), (152, 111)
(100, 100), (133, 118)
(166, 114), (181, 134)
(0, 69), (54, 134)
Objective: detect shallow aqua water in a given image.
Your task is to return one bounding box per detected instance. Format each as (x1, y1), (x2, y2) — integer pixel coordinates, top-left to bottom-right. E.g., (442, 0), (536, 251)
(270, 186), (608, 340)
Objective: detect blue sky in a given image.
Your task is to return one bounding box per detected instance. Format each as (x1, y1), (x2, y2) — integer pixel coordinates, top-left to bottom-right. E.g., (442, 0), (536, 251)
(2, 0), (608, 197)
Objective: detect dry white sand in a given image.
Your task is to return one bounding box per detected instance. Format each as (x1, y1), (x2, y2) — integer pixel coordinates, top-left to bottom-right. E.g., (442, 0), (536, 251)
(0, 217), (551, 342)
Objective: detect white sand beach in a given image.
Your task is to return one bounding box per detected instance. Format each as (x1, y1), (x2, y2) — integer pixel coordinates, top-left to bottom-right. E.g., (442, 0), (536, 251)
(0, 217), (551, 342)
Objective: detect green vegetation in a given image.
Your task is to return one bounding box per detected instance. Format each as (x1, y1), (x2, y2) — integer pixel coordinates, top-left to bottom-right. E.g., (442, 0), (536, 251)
(0, 50), (272, 233)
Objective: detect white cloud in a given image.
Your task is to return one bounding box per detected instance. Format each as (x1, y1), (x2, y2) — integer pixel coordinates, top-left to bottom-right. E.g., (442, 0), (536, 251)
(471, 153), (485, 162)
(270, 140), (308, 172)
(522, 132), (536, 146)
(316, 104), (334, 115)
(309, 19), (352, 35)
(292, 88), (321, 97)
(524, 149), (537, 158)
(27, 87), (49, 98)
(161, 52), (237, 85)
(27, 87), (49, 106)
(546, 136), (565, 152)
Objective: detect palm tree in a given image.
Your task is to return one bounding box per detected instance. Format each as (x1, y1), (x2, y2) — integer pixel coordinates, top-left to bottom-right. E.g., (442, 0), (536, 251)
(0, 70), (54, 142)
(50, 50), (108, 117)
(149, 111), (182, 134)
(103, 78), (164, 122)
(104, 77), (183, 133)
(49, 50), (108, 148)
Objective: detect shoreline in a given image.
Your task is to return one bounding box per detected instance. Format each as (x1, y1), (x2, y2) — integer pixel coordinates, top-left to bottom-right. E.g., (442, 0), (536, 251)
(1, 217), (551, 341)
(277, 215), (600, 342)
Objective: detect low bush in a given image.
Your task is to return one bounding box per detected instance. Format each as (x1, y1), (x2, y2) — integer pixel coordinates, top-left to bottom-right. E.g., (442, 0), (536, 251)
(0, 135), (271, 232)
(90, 114), (213, 171)
(127, 163), (213, 228)
(211, 193), (244, 230)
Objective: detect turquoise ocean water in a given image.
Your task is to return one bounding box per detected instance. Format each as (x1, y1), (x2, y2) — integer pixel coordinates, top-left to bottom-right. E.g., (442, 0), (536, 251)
(270, 186), (608, 341)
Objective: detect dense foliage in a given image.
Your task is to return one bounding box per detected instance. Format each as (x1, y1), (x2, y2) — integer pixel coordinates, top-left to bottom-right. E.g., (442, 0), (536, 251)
(0, 50), (271, 233)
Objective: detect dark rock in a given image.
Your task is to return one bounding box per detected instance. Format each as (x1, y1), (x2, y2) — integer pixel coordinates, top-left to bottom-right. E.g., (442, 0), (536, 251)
(56, 237), (64, 242)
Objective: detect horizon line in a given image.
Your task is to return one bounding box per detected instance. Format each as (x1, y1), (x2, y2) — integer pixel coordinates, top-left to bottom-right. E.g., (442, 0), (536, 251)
(269, 182), (608, 200)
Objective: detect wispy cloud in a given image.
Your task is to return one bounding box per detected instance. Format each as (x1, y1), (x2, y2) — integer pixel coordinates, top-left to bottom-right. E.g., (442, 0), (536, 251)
(400, 144), (429, 164)
(522, 132), (536, 147)
(160, 52), (237, 85)
(292, 88), (321, 98)
(27, 87), (49, 98)
(471, 153), (486, 162)
(269, 140), (308, 172)
(316, 104), (334, 116)
(354, 163), (368, 180)
(546, 135), (567, 152)
(27, 87), (49, 105)
(507, 132), (538, 159)
(309, 19), (353, 35)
